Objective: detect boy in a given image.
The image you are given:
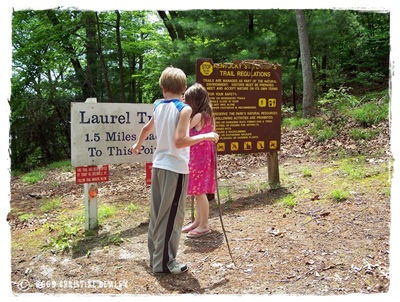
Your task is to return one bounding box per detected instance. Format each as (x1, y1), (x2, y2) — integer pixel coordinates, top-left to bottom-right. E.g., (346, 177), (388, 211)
(131, 67), (219, 274)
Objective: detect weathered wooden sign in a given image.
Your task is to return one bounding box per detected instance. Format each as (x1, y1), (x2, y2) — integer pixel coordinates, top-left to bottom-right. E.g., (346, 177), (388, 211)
(70, 102), (155, 166)
(196, 58), (282, 154)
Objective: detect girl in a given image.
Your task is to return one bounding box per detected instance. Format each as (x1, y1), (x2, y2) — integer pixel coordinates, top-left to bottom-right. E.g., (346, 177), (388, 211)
(182, 83), (217, 238)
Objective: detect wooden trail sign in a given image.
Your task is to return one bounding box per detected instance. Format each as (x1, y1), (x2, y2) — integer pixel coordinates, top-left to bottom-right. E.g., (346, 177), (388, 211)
(196, 58), (282, 155)
(196, 58), (282, 186)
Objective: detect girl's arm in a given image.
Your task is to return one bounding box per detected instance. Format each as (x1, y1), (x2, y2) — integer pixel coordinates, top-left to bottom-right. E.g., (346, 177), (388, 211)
(190, 112), (202, 129)
(175, 107), (218, 148)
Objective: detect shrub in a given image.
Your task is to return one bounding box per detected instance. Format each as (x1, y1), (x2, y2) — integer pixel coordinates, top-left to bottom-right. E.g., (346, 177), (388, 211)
(350, 102), (388, 127)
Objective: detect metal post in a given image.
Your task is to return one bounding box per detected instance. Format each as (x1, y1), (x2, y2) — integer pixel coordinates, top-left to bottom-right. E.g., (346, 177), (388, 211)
(83, 97), (99, 230)
(84, 183), (98, 230)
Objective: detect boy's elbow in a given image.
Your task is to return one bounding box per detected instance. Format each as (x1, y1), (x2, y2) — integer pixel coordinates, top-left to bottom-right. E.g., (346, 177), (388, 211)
(175, 141), (185, 149)
(175, 137), (188, 149)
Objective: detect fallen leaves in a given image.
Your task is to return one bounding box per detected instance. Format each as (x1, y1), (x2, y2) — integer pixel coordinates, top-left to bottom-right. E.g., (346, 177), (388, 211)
(8, 110), (392, 295)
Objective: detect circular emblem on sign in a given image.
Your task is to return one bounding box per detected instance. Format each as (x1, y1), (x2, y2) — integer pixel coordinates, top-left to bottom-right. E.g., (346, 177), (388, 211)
(200, 62), (213, 76)
(89, 184), (98, 197)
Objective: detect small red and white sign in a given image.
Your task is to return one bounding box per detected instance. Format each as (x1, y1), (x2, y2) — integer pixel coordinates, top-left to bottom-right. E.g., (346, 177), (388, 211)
(76, 165), (109, 184)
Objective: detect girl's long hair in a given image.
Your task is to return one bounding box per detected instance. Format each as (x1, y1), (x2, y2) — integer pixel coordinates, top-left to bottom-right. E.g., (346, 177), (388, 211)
(184, 83), (215, 128)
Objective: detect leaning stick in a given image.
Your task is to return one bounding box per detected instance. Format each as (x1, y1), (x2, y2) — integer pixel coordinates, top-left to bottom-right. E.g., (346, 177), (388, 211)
(190, 195), (195, 222)
(214, 144), (236, 266)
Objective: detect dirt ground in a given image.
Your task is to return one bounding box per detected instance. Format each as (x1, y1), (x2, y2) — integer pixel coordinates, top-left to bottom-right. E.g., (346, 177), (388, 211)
(8, 121), (392, 297)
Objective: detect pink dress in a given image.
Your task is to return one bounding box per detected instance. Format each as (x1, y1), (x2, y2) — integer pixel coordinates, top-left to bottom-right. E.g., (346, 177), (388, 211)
(187, 115), (216, 195)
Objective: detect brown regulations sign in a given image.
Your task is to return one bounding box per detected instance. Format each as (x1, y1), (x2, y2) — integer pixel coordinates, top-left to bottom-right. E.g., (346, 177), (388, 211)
(196, 58), (281, 154)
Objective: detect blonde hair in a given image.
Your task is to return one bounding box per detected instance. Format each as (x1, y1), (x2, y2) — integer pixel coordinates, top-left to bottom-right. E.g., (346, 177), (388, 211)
(159, 66), (187, 94)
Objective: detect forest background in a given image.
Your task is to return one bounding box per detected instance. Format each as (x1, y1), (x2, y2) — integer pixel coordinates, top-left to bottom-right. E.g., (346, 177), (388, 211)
(1, 0), (400, 301)
(7, 5), (392, 171)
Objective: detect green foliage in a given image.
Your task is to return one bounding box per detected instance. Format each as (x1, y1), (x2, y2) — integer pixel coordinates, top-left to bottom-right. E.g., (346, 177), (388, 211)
(331, 189), (349, 202)
(349, 102), (389, 127)
(18, 213), (34, 222)
(98, 205), (117, 222)
(218, 187), (233, 203)
(10, 9), (389, 171)
(126, 203), (139, 213)
(318, 86), (360, 126)
(282, 117), (312, 129)
(319, 86), (360, 109)
(339, 157), (368, 179)
(302, 168), (313, 177)
(101, 231), (124, 246)
(246, 180), (269, 193)
(350, 128), (379, 141)
(316, 127), (335, 142)
(279, 194), (297, 208)
(21, 170), (46, 184)
(311, 117), (324, 131)
(308, 118), (325, 139)
(44, 223), (81, 253)
(47, 160), (73, 171)
(40, 197), (62, 213)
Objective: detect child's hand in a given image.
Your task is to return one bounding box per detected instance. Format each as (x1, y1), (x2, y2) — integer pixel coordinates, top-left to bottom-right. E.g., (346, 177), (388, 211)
(131, 143), (140, 155)
(208, 132), (219, 143)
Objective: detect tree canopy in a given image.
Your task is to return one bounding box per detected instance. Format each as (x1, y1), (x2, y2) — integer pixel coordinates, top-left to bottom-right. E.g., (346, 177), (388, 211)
(10, 9), (390, 171)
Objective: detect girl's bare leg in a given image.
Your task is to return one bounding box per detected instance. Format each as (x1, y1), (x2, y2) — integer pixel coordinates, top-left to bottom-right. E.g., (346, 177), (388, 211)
(191, 193), (209, 233)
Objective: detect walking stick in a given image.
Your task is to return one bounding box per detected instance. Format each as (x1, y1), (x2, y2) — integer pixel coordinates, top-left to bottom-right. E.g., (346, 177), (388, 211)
(214, 144), (236, 266)
(190, 195), (195, 222)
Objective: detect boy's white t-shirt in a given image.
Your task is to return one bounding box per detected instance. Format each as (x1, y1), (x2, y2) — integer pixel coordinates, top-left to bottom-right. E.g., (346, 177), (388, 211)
(152, 99), (190, 174)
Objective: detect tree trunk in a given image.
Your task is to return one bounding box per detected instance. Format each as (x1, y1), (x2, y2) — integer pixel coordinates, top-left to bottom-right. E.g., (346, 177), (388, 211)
(115, 10), (126, 102)
(295, 10), (314, 118)
(157, 11), (177, 41)
(138, 52), (144, 104)
(293, 51), (301, 112)
(248, 12), (254, 36)
(95, 12), (114, 102)
(46, 10), (91, 99)
(129, 55), (137, 102)
(85, 11), (99, 98)
(169, 11), (185, 40)
(321, 53), (328, 92)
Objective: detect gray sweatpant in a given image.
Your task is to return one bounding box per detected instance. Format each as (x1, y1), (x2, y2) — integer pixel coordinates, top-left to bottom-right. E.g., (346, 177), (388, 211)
(148, 168), (187, 273)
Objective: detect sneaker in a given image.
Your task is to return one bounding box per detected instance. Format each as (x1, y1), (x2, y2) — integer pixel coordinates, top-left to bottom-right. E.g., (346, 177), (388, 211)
(154, 263), (188, 275)
(153, 263), (188, 275)
(168, 263), (188, 275)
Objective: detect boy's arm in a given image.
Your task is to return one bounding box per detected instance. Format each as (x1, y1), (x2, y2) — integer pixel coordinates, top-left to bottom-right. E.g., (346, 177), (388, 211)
(175, 106), (219, 148)
(131, 117), (155, 155)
